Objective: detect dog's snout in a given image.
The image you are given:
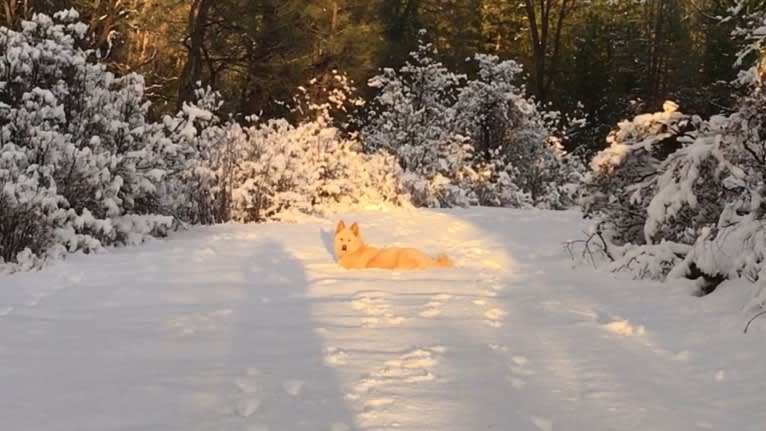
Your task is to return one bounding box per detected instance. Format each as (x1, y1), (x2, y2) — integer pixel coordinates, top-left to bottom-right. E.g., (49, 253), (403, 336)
(341, 244), (348, 252)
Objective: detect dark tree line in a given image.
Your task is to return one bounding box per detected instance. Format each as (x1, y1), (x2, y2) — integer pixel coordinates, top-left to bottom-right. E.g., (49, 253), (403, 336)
(0, 0), (749, 156)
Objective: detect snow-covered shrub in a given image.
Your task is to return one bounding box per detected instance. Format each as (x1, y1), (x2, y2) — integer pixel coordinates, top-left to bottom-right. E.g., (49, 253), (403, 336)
(642, 116), (744, 246)
(205, 72), (406, 222)
(362, 31), (471, 207)
(451, 54), (577, 208)
(0, 11), (174, 267)
(579, 6), (766, 289)
(228, 116), (401, 222)
(502, 133), (582, 209)
(608, 241), (691, 281)
(0, 11), (405, 270)
(363, 40), (579, 209)
(453, 54), (527, 162)
(662, 84), (766, 289)
(150, 86), (228, 225)
(582, 101), (700, 247)
(583, 102), (765, 284)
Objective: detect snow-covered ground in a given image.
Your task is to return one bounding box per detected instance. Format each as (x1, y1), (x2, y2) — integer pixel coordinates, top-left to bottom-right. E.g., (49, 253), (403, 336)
(1, 208), (764, 431)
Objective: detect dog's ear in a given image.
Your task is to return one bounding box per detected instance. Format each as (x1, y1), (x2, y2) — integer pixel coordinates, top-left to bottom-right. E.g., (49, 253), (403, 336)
(350, 222), (359, 236)
(335, 220), (346, 233)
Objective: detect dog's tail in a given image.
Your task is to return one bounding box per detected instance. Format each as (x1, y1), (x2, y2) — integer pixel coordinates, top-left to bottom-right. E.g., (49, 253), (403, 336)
(434, 253), (453, 268)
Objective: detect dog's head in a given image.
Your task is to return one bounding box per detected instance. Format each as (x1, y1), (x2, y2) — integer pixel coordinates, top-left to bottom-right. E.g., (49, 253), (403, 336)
(334, 220), (364, 259)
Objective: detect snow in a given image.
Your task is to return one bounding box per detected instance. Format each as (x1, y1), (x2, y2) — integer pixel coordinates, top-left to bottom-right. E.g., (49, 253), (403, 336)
(1, 207), (765, 431)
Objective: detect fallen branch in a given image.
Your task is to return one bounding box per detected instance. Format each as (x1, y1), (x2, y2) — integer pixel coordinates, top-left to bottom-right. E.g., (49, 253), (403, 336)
(563, 229), (613, 268)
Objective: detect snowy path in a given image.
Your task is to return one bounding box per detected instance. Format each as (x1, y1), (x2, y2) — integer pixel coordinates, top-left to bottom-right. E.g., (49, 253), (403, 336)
(1, 208), (764, 431)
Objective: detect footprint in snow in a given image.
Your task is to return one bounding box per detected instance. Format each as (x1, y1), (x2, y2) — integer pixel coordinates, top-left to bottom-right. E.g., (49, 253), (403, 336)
(351, 295), (403, 327)
(233, 368), (261, 418)
(352, 347), (441, 395)
(505, 375), (527, 389)
(532, 416), (553, 431)
(484, 308), (506, 327)
(505, 355), (533, 390)
(282, 379), (304, 396)
(324, 347), (350, 366)
(24, 292), (48, 307)
(512, 355), (529, 366)
(420, 294), (451, 318)
(236, 398), (261, 417)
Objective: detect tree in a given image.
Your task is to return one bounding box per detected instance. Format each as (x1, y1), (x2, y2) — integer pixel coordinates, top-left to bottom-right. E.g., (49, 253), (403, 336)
(517, 0), (577, 100)
(0, 11), (176, 265)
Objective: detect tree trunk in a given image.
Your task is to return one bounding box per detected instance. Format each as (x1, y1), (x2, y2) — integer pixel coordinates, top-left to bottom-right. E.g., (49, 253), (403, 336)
(520, 0), (573, 101)
(177, 0), (214, 111)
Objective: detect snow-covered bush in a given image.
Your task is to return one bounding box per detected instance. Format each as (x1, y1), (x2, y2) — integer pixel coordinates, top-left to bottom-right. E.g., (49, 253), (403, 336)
(228, 115), (401, 222)
(0, 11), (174, 268)
(363, 32), (465, 175)
(150, 86), (228, 225)
(0, 11), (405, 270)
(453, 54), (580, 208)
(607, 241), (691, 281)
(363, 38), (579, 209)
(361, 31), (472, 207)
(662, 83), (766, 290)
(583, 98), (766, 285)
(210, 72), (404, 222)
(578, 5), (766, 292)
(502, 133), (581, 209)
(582, 101), (700, 247)
(453, 54), (528, 162)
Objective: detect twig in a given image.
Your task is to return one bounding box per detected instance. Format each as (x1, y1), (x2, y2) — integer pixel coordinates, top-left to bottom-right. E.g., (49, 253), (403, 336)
(563, 229), (612, 268)
(744, 309), (766, 333)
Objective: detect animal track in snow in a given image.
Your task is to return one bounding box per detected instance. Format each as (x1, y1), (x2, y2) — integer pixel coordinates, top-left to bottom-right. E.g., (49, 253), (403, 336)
(350, 294), (403, 327)
(233, 368), (261, 418)
(509, 365), (535, 376)
(236, 398), (261, 417)
(351, 347), (442, 428)
(483, 308), (506, 327)
(350, 295), (387, 315)
(512, 355), (529, 366)
(505, 375), (527, 389)
(532, 416), (553, 431)
(602, 319), (646, 337)
(420, 294), (451, 318)
(499, 353), (533, 391)
(353, 348), (438, 395)
(168, 308), (233, 336)
(282, 379), (304, 396)
(364, 397), (395, 408)
(23, 292), (48, 307)
(353, 347), (440, 391)
(324, 347), (350, 366)
(235, 377), (259, 394)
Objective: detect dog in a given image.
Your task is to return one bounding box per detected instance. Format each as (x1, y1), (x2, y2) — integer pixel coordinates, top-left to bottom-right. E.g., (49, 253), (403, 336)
(333, 220), (453, 270)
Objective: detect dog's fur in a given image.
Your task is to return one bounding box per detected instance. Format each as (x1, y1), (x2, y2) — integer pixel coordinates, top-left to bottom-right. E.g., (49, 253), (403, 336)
(333, 220), (453, 270)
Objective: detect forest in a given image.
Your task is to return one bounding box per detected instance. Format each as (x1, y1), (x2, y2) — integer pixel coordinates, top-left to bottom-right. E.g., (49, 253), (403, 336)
(0, 0), (741, 154)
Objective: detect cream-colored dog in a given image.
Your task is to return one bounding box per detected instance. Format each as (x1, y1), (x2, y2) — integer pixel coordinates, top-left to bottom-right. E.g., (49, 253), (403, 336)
(333, 220), (453, 270)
